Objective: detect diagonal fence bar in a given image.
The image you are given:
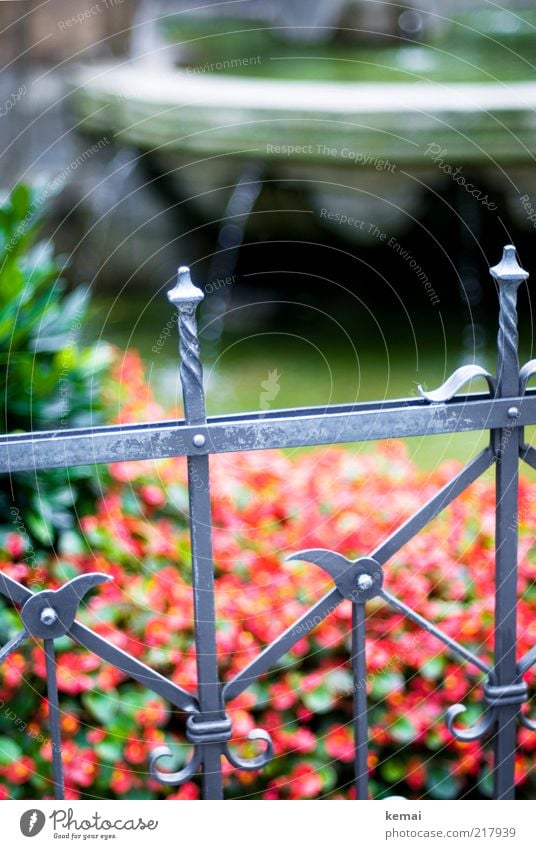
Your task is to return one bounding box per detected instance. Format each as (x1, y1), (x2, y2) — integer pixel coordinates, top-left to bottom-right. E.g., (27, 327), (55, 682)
(167, 268), (226, 799)
(352, 599), (369, 799)
(380, 590), (490, 674)
(223, 588), (342, 702)
(2, 393), (536, 473)
(489, 246), (528, 799)
(373, 446), (495, 566)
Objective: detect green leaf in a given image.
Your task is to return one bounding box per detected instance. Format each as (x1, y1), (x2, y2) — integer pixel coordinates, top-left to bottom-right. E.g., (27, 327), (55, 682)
(0, 737), (23, 765)
(25, 511), (54, 546)
(83, 692), (118, 725)
(390, 715), (415, 744)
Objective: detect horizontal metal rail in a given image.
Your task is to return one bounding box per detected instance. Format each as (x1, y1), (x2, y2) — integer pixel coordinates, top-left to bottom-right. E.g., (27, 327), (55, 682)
(1, 391), (536, 473)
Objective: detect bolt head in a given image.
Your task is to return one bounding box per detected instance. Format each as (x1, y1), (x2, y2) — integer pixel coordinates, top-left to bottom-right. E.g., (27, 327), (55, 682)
(508, 406), (520, 419)
(193, 433), (206, 447)
(40, 607), (58, 626)
(357, 574), (374, 591)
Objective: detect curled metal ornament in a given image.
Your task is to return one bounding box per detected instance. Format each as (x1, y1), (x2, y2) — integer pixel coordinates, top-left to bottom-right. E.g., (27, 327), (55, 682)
(418, 365), (496, 404)
(224, 728), (274, 771)
(149, 744), (203, 786)
(519, 359), (536, 395)
(168, 267), (205, 423)
(445, 703), (496, 742)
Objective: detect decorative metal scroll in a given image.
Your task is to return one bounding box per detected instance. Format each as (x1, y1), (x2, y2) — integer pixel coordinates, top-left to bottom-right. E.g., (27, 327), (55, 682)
(0, 246), (534, 800)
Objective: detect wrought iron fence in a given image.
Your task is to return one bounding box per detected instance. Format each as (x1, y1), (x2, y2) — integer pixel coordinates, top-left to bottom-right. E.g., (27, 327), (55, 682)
(0, 245), (535, 800)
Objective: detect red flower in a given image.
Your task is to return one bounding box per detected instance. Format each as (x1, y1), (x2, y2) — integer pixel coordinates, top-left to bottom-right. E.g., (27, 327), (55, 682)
(324, 724), (354, 763)
(168, 782), (200, 800)
(134, 699), (168, 727)
(110, 763), (140, 795)
(140, 485), (166, 508)
(4, 533), (25, 560)
(288, 763), (323, 799)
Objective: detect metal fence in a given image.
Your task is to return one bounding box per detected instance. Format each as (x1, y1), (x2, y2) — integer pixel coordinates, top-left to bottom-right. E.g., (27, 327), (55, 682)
(1, 245), (535, 800)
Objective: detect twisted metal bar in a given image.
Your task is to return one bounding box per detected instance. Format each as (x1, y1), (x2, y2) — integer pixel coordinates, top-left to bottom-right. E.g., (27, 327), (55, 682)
(0, 572), (200, 801)
(224, 730), (274, 771)
(446, 681), (531, 743)
(1, 246), (535, 802)
(44, 639), (64, 799)
(489, 244), (528, 799)
(380, 589), (490, 675)
(373, 446), (495, 565)
(352, 602), (369, 800)
(446, 704), (496, 743)
(491, 245), (527, 398)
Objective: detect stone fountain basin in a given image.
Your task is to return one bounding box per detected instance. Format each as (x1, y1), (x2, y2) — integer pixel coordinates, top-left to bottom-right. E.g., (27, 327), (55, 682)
(71, 62), (536, 241)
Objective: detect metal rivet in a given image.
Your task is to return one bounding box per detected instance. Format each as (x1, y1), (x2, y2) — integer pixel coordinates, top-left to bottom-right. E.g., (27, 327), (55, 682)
(40, 607), (58, 626)
(508, 406), (520, 419)
(357, 574), (373, 591)
(192, 433), (206, 447)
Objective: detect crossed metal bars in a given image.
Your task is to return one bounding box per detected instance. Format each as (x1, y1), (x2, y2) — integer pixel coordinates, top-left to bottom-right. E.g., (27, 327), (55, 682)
(0, 247), (535, 800)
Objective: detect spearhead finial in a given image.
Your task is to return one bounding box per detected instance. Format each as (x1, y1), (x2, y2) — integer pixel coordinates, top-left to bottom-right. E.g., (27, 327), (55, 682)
(167, 266), (204, 309)
(490, 245), (528, 285)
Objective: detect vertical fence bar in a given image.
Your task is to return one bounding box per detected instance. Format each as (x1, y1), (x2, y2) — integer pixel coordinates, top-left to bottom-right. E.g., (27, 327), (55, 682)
(351, 602), (369, 799)
(168, 267), (224, 799)
(490, 246), (528, 799)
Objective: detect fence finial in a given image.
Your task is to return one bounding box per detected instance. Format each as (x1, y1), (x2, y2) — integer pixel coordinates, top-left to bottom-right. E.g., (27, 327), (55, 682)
(168, 266), (206, 425)
(490, 245), (528, 285)
(167, 266), (204, 309)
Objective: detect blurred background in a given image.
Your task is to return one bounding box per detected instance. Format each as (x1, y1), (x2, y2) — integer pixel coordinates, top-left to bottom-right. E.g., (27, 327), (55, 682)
(2, 0), (536, 466)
